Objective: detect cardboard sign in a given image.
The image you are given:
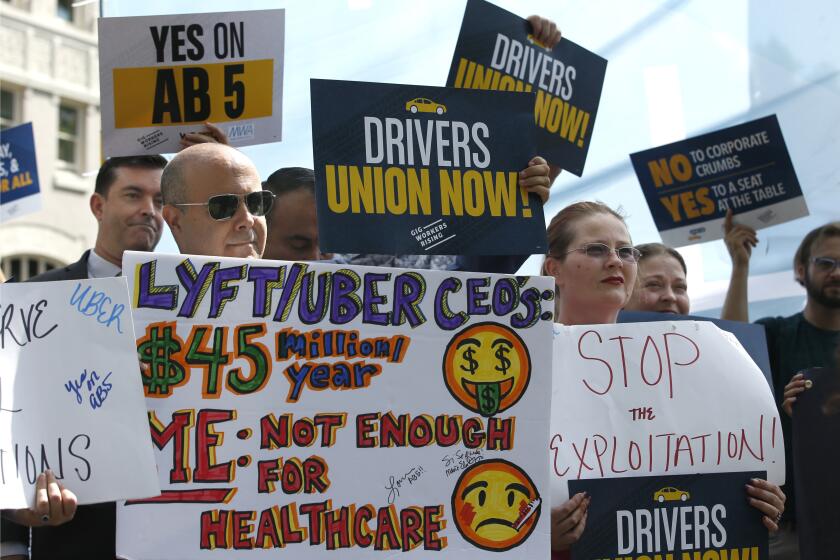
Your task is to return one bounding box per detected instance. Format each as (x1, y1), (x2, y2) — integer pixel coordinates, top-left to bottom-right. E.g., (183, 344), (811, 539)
(446, 0), (607, 176)
(116, 251), (555, 558)
(0, 278), (159, 508)
(793, 366), (840, 557)
(617, 310), (773, 394)
(569, 471), (768, 559)
(630, 115), (808, 247)
(0, 122), (41, 222)
(98, 9), (284, 157)
(310, 79), (545, 256)
(550, 321), (784, 506)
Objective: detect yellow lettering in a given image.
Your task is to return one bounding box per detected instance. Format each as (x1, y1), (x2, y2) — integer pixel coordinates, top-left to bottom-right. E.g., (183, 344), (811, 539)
(407, 168), (431, 215)
(472, 63), (495, 89)
(463, 170), (484, 217)
(453, 58), (468, 88)
(696, 186), (715, 215)
(325, 165), (348, 213)
(535, 89), (551, 128)
(373, 166), (385, 214)
(660, 194), (683, 222)
(490, 69), (502, 90)
(463, 61), (477, 89)
(440, 170), (463, 216)
(546, 95), (565, 133)
(680, 191), (700, 218)
(349, 166), (374, 214)
(483, 171), (516, 217)
(559, 103), (584, 142)
(648, 158), (674, 188)
(498, 74), (515, 91)
(384, 167), (407, 215)
(671, 153), (693, 181)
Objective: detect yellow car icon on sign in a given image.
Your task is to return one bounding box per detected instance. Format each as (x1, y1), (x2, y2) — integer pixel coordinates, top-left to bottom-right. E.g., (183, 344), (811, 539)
(653, 487), (690, 503)
(406, 98), (446, 115)
(526, 33), (551, 50)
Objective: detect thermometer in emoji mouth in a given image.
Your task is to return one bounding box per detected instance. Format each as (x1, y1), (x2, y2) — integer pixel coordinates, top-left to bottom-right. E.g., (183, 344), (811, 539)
(513, 498), (541, 531)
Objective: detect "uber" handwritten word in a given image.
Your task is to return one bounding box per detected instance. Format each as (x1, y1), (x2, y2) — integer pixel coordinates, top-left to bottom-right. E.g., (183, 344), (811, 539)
(69, 283), (125, 333)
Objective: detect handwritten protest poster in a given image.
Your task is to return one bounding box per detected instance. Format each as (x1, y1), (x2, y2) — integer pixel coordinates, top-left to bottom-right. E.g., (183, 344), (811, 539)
(793, 366), (840, 557)
(0, 278), (159, 508)
(447, 0), (607, 176)
(550, 321), (784, 507)
(117, 251), (554, 558)
(0, 122), (41, 222)
(630, 115), (808, 247)
(98, 9), (284, 157)
(569, 471), (768, 559)
(310, 79), (544, 256)
(618, 310), (774, 392)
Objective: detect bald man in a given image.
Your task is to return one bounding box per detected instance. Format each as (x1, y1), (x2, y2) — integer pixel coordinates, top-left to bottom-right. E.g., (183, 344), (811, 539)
(161, 143), (274, 258)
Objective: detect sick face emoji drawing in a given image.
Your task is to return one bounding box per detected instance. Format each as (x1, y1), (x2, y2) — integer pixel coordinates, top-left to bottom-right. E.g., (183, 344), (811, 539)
(452, 459), (542, 551)
(442, 322), (531, 416)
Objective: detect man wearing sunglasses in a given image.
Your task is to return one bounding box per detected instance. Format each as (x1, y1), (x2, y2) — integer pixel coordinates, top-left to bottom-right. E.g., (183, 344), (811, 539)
(721, 219), (840, 558)
(161, 143), (273, 259)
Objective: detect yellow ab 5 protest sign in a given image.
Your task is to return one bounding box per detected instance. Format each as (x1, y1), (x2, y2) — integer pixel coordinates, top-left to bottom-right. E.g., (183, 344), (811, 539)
(98, 10), (284, 157)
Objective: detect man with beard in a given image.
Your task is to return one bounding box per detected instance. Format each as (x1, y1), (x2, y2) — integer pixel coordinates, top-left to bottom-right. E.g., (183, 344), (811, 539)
(722, 218), (840, 559)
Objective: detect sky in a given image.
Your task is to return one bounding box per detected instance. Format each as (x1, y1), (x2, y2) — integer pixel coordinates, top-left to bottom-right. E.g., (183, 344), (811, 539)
(103, 0), (840, 318)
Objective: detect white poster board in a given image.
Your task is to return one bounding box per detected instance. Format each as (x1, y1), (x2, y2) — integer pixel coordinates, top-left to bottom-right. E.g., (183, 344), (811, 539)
(550, 321), (784, 504)
(0, 278), (159, 508)
(117, 252), (554, 559)
(98, 9), (284, 157)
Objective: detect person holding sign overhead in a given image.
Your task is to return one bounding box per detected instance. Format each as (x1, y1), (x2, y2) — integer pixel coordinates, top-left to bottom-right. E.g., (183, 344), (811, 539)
(721, 218), (840, 557)
(336, 13), (563, 272)
(540, 202), (787, 556)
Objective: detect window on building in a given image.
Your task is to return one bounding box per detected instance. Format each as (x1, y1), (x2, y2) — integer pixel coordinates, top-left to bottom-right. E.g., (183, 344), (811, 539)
(57, 102), (81, 168)
(57, 0), (74, 22)
(0, 255), (62, 281)
(1, 88), (17, 130)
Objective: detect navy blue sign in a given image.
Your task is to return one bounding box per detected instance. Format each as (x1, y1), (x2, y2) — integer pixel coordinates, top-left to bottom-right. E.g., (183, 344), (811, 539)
(446, 0), (607, 177)
(0, 122), (40, 221)
(569, 471), (768, 559)
(630, 115), (807, 247)
(793, 366), (840, 557)
(310, 79), (545, 255)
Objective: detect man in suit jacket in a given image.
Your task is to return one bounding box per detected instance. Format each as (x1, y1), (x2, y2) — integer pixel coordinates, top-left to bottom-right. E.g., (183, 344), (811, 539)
(1, 154), (167, 560)
(29, 155), (167, 283)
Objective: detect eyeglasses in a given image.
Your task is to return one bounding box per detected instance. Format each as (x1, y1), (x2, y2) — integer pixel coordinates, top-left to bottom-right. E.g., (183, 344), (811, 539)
(172, 191), (275, 221)
(811, 256), (840, 273)
(557, 242), (642, 264)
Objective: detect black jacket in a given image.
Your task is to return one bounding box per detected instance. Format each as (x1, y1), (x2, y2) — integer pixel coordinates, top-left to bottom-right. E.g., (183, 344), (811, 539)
(27, 250), (91, 282)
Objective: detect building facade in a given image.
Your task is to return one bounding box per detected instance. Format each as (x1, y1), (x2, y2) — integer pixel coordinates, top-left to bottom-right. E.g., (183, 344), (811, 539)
(1, 0), (101, 280)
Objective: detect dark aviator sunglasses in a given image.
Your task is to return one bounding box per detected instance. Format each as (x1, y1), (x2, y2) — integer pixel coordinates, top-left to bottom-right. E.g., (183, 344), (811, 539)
(173, 190), (275, 221)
